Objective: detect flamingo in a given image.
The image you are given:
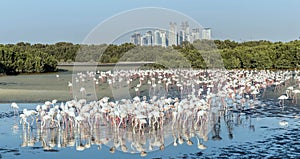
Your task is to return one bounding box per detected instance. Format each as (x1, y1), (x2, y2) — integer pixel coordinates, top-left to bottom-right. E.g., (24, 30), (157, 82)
(287, 86), (294, 98)
(11, 102), (19, 116)
(80, 87), (86, 98)
(278, 91), (289, 107)
(133, 114), (147, 132)
(23, 109), (37, 125)
(251, 88), (259, 100)
(292, 89), (300, 104)
(19, 114), (29, 128)
(195, 109), (206, 126)
(68, 81), (73, 94)
(45, 101), (52, 109)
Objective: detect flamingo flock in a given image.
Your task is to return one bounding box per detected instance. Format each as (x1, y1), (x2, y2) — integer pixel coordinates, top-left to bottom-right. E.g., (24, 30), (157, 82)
(14, 68), (300, 156)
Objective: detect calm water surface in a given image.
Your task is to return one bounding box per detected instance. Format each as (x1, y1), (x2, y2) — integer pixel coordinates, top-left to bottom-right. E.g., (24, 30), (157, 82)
(0, 96), (299, 159)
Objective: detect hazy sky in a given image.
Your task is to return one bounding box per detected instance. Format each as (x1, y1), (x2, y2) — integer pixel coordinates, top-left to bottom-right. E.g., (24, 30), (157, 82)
(1, 0), (300, 44)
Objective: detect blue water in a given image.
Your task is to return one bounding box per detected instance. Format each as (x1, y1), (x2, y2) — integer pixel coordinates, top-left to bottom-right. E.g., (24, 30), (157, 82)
(0, 100), (299, 159)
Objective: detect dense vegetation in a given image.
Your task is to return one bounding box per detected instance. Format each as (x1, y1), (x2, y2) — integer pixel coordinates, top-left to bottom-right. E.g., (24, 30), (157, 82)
(1, 40), (300, 74)
(0, 43), (59, 74)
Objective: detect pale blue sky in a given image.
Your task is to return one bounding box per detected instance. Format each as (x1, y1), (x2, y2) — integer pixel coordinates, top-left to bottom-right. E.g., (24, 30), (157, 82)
(0, 0), (300, 44)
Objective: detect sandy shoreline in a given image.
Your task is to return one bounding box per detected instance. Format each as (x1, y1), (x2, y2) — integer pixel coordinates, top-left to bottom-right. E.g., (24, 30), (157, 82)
(0, 66), (73, 103)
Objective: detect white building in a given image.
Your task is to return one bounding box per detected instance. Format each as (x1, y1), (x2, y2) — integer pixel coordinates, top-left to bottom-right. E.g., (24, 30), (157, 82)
(168, 22), (178, 46)
(191, 28), (200, 42)
(140, 31), (153, 46)
(178, 30), (185, 45)
(130, 32), (141, 45)
(153, 30), (162, 46)
(180, 21), (190, 43)
(160, 30), (167, 47)
(202, 28), (211, 40)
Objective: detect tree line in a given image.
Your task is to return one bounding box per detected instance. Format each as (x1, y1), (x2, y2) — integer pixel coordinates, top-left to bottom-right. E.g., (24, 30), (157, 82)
(1, 40), (300, 74)
(0, 43), (59, 74)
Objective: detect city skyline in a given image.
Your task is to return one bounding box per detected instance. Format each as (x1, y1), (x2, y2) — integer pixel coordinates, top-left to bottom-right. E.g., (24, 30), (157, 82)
(130, 21), (211, 47)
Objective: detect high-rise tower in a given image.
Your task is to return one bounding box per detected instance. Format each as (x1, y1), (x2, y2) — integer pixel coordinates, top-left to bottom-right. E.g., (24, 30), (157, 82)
(191, 28), (200, 42)
(168, 22), (178, 46)
(130, 32), (141, 45)
(153, 29), (162, 46)
(202, 28), (211, 40)
(160, 30), (167, 47)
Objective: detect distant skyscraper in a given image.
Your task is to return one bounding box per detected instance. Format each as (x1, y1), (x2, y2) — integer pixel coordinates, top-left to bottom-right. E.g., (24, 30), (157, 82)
(145, 31), (153, 46)
(179, 21), (190, 44)
(141, 35), (147, 46)
(183, 21), (190, 42)
(130, 32), (141, 45)
(140, 31), (153, 46)
(153, 29), (162, 46)
(191, 28), (200, 42)
(202, 28), (211, 40)
(160, 30), (167, 47)
(178, 30), (185, 45)
(168, 22), (178, 46)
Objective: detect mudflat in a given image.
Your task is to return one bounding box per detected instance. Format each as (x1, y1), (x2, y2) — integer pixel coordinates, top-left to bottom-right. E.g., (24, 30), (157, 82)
(0, 71), (72, 103)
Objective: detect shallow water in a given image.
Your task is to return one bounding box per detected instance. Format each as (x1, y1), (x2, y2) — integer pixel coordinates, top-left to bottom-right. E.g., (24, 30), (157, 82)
(1, 98), (299, 159)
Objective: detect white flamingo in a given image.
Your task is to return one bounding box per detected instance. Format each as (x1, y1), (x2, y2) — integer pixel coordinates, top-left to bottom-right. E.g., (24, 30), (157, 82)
(11, 102), (19, 116)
